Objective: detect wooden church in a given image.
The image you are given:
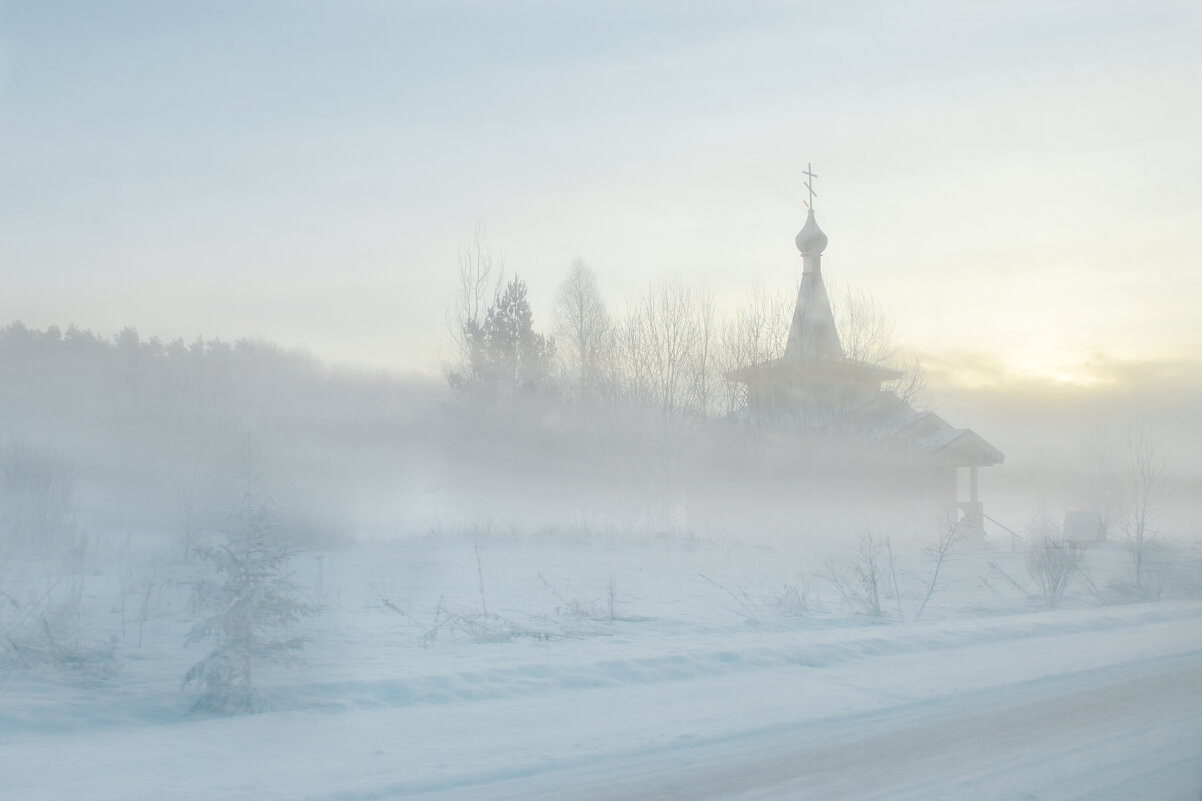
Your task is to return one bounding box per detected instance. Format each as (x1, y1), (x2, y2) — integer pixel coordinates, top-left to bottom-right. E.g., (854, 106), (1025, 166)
(727, 173), (1003, 532)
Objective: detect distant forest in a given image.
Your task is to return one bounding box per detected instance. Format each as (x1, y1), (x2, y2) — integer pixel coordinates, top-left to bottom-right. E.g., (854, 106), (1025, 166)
(0, 320), (416, 424)
(0, 318), (910, 545)
(0, 320), (442, 542)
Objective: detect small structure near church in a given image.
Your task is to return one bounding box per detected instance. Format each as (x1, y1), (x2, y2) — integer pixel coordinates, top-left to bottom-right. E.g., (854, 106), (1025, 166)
(727, 166), (1003, 532)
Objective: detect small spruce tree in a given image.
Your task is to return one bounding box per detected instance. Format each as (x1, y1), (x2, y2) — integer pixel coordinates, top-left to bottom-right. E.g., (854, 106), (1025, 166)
(183, 463), (315, 714)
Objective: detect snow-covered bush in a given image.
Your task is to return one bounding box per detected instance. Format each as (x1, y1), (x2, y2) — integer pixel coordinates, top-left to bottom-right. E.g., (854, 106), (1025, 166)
(1025, 532), (1084, 608)
(184, 471), (316, 714)
(0, 443), (105, 670)
(820, 528), (890, 618)
(915, 513), (968, 621)
(0, 441), (81, 558)
(0, 571), (108, 670)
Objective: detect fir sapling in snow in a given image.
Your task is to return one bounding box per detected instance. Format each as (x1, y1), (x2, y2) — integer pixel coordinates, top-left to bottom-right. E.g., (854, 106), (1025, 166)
(183, 464), (316, 714)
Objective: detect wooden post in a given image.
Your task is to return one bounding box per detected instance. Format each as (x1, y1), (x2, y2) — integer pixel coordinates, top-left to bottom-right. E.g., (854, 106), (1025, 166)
(965, 465), (983, 536)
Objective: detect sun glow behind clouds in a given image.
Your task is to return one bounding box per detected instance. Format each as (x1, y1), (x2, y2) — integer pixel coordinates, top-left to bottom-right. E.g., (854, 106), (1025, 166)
(0, 1), (1200, 392)
(961, 342), (1135, 389)
(924, 344), (1202, 407)
(922, 353), (1106, 392)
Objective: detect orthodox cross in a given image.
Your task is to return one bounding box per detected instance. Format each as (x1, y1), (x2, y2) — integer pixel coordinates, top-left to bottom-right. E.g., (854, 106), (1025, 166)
(803, 163), (818, 210)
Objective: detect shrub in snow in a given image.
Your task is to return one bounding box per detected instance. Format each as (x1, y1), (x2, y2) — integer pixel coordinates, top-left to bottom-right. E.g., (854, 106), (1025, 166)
(915, 513), (969, 621)
(0, 571), (109, 671)
(1025, 532), (1084, 609)
(1116, 427), (1164, 595)
(0, 441), (81, 558)
(0, 444), (106, 670)
(184, 471), (315, 714)
(774, 580), (809, 617)
(820, 528), (890, 618)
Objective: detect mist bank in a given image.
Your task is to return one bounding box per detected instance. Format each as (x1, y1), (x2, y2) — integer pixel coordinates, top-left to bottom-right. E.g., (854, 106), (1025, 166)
(1, 321), (1194, 552)
(929, 366), (1202, 535)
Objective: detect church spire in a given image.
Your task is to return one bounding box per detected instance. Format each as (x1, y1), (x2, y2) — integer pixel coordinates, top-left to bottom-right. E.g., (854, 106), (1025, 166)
(784, 164), (842, 362)
(794, 208), (829, 261)
(794, 163), (829, 261)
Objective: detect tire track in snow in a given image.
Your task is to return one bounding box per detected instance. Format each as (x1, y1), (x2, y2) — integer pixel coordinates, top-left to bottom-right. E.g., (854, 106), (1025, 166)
(280, 602), (1202, 713)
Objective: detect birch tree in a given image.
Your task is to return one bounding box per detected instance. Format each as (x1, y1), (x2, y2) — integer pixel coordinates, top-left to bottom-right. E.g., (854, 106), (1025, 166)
(554, 259), (610, 397)
(1118, 427), (1165, 593)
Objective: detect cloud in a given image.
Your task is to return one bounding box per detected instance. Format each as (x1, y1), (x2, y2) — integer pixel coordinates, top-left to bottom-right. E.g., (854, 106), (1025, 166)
(926, 349), (1202, 403)
(923, 350), (1202, 488)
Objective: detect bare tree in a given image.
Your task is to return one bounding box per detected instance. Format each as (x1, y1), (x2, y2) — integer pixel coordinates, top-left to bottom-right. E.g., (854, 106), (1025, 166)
(835, 287), (896, 367)
(915, 512), (968, 620)
(689, 288), (719, 419)
(594, 277), (926, 424)
(855, 529), (886, 618)
(554, 259), (610, 396)
(447, 221), (502, 379)
(833, 286), (929, 409)
(618, 279), (703, 422)
(611, 305), (653, 409)
(1118, 427), (1165, 593)
(716, 284), (792, 419)
(886, 354), (929, 410)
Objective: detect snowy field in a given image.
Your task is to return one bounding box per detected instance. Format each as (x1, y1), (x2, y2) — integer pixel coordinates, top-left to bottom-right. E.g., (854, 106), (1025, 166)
(3, 530), (1201, 800)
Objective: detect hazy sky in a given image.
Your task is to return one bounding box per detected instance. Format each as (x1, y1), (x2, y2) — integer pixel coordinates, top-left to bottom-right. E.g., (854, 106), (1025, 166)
(2, 0), (1200, 394)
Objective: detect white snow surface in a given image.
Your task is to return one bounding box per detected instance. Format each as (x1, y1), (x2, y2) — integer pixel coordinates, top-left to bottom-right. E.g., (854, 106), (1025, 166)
(2, 533), (1201, 800)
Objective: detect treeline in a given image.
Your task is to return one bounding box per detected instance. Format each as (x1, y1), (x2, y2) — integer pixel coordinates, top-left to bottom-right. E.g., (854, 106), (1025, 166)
(0, 320), (443, 542)
(0, 320), (412, 425)
(445, 226), (925, 426)
(0, 243), (930, 546)
(435, 235), (936, 536)
(0, 314), (927, 546)
(447, 249), (793, 424)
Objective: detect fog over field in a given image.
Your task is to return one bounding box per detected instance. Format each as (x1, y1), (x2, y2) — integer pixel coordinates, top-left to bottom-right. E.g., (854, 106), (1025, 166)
(2, 2), (1201, 800)
(0, 317), (1198, 547)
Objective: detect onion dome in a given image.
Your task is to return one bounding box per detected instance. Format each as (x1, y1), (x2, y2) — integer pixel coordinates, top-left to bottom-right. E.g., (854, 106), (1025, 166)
(794, 208), (829, 256)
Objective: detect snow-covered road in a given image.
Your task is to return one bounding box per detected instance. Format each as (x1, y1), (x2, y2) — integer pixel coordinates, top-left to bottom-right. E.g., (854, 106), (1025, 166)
(11, 604), (1198, 801)
(525, 654), (1202, 801)
(390, 609), (1202, 801)
(5, 539), (1202, 801)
